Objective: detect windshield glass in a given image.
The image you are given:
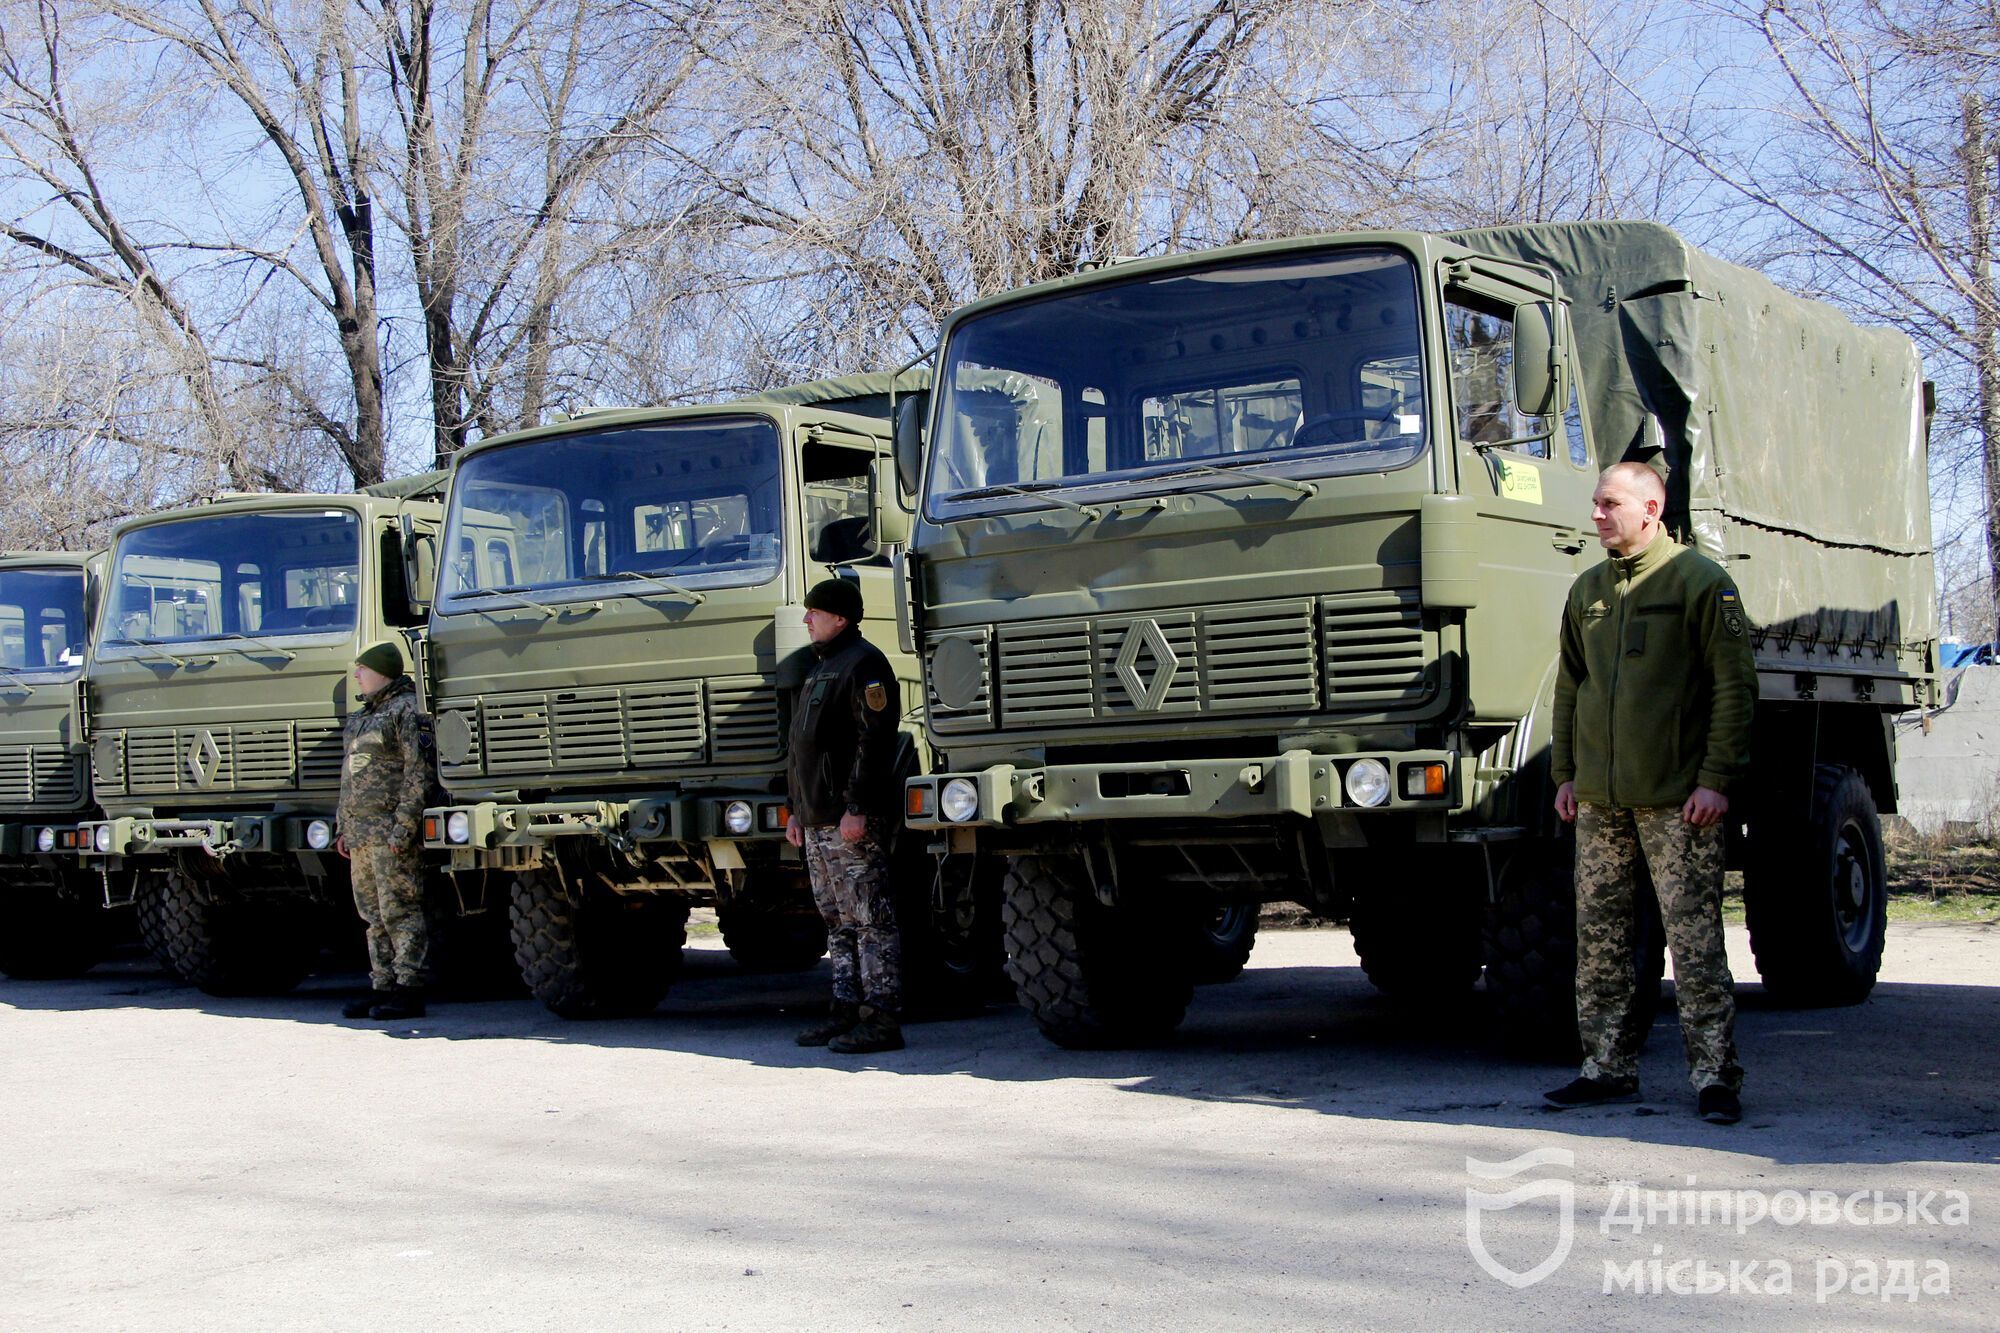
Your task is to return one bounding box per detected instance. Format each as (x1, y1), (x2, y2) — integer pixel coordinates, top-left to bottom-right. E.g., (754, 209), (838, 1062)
(0, 566), (87, 673)
(926, 247), (1427, 518)
(106, 510), (360, 644)
(438, 417), (782, 606)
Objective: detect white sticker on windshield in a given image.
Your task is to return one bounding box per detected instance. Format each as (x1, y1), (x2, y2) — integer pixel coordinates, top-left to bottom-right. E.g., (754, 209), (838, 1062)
(1397, 414), (1422, 435)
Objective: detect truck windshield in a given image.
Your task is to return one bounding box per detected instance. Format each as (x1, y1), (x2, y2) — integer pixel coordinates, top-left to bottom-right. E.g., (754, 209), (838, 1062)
(0, 566), (87, 674)
(926, 247), (1427, 519)
(438, 416), (783, 607)
(105, 510), (361, 644)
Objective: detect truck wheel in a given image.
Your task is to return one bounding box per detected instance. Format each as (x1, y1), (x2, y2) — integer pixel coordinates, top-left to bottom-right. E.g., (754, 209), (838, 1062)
(717, 871), (828, 973)
(1350, 886), (1481, 1003)
(1744, 764), (1886, 1005)
(134, 870), (318, 996)
(899, 848), (1008, 1015)
(0, 880), (107, 979)
(1483, 844), (1664, 1059)
(1001, 854), (1193, 1049)
(510, 867), (688, 1018)
(1190, 901), (1259, 985)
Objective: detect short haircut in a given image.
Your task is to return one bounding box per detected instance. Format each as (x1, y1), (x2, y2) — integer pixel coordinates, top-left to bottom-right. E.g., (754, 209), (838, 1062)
(1599, 462), (1666, 505)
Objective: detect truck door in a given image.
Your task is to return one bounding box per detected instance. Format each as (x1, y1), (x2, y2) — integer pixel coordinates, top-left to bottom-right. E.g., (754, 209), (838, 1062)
(1440, 266), (1600, 721)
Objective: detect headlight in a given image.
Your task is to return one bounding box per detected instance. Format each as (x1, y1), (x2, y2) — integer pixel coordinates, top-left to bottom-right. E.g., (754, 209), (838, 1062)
(940, 778), (980, 823)
(34, 827), (55, 853)
(93, 824), (113, 853)
(1344, 758), (1391, 808)
(723, 801), (754, 835)
(304, 819), (333, 851)
(445, 812), (472, 845)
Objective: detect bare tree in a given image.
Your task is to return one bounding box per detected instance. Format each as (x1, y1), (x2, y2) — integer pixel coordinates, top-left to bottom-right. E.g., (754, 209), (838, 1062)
(1603, 0), (1999, 626)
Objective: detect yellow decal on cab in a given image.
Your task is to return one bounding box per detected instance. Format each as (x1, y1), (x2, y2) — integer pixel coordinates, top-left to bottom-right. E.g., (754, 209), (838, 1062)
(1494, 456), (1544, 505)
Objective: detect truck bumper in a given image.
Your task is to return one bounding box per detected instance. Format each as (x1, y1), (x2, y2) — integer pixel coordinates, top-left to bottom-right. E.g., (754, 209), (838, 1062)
(904, 748), (1458, 830)
(423, 793), (793, 869)
(0, 819), (92, 869)
(76, 812), (338, 860)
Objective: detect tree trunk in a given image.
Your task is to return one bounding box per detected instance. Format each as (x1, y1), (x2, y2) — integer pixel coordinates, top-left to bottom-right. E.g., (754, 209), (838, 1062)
(1964, 93), (2000, 634)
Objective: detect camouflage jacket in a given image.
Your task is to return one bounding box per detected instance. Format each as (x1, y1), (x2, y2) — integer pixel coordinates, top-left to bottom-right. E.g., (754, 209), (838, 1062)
(339, 674), (434, 848)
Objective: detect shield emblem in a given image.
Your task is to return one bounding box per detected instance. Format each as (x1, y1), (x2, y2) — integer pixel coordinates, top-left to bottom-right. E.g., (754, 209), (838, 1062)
(1464, 1147), (1575, 1289)
(864, 681), (889, 712)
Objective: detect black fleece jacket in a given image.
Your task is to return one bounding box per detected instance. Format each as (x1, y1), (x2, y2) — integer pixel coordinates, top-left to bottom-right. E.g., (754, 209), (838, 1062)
(785, 624), (900, 826)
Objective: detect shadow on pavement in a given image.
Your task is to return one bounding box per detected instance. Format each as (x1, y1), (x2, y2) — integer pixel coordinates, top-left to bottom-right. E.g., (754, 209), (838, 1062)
(6, 932), (1998, 1168)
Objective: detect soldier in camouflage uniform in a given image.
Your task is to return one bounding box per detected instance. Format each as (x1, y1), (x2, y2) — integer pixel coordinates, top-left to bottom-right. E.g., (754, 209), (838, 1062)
(785, 579), (904, 1054)
(337, 640), (436, 1021)
(1546, 463), (1758, 1124)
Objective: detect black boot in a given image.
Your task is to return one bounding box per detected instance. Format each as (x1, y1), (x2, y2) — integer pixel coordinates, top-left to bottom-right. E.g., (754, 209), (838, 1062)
(369, 987), (428, 1020)
(342, 990), (390, 1019)
(796, 1001), (862, 1047)
(828, 1004), (904, 1054)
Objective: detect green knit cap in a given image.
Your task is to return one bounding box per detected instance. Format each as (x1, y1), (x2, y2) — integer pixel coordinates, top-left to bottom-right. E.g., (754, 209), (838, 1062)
(355, 640), (404, 677)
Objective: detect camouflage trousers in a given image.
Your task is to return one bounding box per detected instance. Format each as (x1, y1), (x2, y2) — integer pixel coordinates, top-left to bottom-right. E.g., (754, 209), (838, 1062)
(803, 819), (900, 1017)
(350, 840), (431, 990)
(1575, 802), (1743, 1093)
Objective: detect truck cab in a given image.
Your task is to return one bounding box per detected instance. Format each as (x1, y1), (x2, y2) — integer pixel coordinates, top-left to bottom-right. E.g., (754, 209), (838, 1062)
(78, 484), (444, 994)
(0, 552), (112, 978)
(422, 377), (995, 1017)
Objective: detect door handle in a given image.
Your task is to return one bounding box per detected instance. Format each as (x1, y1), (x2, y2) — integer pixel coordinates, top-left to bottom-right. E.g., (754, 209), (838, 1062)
(1551, 530), (1587, 554)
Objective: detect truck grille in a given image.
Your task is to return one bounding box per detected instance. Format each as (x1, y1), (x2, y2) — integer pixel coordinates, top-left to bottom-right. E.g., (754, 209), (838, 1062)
(934, 592), (1429, 732)
(440, 677), (778, 778)
(96, 722), (347, 796)
(0, 745), (82, 805)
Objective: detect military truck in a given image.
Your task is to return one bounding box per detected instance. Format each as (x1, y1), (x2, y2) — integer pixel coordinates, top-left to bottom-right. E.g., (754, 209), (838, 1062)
(896, 220), (1935, 1049)
(0, 551), (118, 978)
(79, 476), (453, 995)
(422, 376), (998, 1017)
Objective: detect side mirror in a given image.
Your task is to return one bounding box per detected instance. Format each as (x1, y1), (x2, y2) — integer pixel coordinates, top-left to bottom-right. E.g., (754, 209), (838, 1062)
(398, 514), (438, 614)
(871, 456), (911, 547)
(893, 393), (928, 497)
(1511, 301), (1568, 419)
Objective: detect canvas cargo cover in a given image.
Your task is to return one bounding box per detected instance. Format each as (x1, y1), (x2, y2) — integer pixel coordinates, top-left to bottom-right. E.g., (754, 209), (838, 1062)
(744, 369), (931, 423)
(1448, 220), (1935, 671)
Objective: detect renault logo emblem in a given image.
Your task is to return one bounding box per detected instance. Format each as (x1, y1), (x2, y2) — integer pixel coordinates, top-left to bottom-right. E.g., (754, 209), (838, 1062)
(187, 729), (223, 789)
(1114, 619), (1179, 711)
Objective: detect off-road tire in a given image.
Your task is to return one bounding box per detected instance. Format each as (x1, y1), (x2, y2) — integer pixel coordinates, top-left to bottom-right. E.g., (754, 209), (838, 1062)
(1350, 885), (1482, 1003)
(1190, 901), (1259, 985)
(510, 867), (688, 1018)
(134, 871), (319, 996)
(899, 847), (1008, 1015)
(1001, 854), (1194, 1049)
(0, 880), (107, 979)
(1744, 764), (1886, 1005)
(1483, 842), (1665, 1059)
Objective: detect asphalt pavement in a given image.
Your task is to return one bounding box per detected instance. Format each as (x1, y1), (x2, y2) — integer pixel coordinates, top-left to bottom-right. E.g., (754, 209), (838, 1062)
(3, 920), (1995, 1330)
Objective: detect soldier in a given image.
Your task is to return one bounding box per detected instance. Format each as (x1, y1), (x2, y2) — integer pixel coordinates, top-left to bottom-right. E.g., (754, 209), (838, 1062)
(1545, 462), (1758, 1124)
(785, 578), (904, 1054)
(337, 640), (436, 1021)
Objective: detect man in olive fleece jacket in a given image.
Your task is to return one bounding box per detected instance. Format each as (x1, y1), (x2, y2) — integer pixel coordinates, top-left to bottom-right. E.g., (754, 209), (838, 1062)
(1545, 463), (1758, 1124)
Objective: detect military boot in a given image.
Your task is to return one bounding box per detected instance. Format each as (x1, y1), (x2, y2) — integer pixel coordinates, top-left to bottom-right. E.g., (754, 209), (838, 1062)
(342, 990), (390, 1019)
(369, 987), (428, 1020)
(796, 1000), (862, 1047)
(827, 1005), (904, 1054)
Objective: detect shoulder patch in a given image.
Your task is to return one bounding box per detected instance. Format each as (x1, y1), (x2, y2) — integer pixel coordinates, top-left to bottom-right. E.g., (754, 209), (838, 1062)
(864, 681), (889, 713)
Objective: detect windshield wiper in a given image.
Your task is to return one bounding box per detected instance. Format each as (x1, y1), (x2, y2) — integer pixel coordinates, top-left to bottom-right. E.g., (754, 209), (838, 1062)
(194, 632), (298, 663)
(106, 637), (190, 667)
(474, 585), (560, 619)
(953, 481), (1102, 521)
(0, 666), (32, 695)
(1142, 460), (1319, 499)
(581, 569), (706, 604)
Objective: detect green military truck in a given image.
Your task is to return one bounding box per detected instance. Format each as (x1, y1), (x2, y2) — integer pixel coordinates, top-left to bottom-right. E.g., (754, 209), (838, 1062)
(79, 476), (452, 994)
(422, 376), (996, 1017)
(0, 551), (118, 978)
(897, 219), (1935, 1048)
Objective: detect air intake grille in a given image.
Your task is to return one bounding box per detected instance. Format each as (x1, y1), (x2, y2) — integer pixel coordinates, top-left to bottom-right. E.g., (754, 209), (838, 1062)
(626, 682), (705, 766)
(1319, 590), (1431, 710)
(709, 678), (781, 762)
